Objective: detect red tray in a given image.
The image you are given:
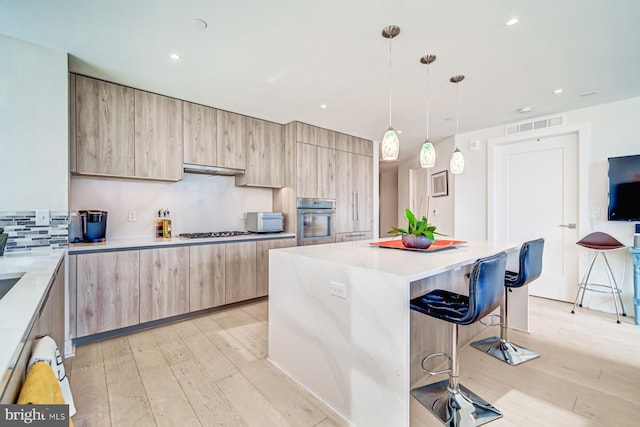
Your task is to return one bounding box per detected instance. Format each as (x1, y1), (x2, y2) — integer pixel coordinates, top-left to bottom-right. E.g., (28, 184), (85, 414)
(369, 239), (467, 252)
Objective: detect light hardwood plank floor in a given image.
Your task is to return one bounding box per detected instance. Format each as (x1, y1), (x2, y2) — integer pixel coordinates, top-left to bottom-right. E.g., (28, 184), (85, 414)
(68, 297), (640, 426)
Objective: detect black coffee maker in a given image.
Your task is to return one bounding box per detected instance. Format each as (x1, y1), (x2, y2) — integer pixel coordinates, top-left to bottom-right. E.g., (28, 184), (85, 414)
(79, 210), (108, 242)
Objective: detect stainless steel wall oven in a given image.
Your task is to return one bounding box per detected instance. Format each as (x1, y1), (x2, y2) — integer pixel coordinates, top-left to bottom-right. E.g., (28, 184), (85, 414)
(296, 198), (336, 246)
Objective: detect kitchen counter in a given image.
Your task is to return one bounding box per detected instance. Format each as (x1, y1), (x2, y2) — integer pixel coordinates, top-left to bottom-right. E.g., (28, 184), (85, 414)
(0, 249), (64, 396)
(268, 238), (520, 427)
(68, 232), (296, 254)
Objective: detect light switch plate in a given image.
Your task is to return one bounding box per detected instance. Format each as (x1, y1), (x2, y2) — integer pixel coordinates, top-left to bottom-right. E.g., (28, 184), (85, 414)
(35, 209), (50, 226)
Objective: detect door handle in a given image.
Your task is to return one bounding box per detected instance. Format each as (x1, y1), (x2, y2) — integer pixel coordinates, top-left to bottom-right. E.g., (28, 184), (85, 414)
(559, 223), (576, 229)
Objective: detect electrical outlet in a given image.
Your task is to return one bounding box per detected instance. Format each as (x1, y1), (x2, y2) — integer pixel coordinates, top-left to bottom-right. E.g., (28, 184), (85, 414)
(35, 209), (50, 226)
(128, 210), (137, 222)
(330, 281), (346, 299)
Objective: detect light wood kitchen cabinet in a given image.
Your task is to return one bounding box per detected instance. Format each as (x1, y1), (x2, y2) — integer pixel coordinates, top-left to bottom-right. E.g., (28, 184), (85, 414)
(296, 142), (335, 199)
(75, 251), (140, 337)
(335, 132), (373, 157)
(256, 238), (296, 297)
(335, 151), (373, 236)
(317, 127), (336, 149)
(73, 75), (135, 176)
(216, 110), (246, 170)
(36, 258), (66, 351)
(296, 142), (318, 198)
(134, 90), (183, 181)
(189, 244), (225, 311)
(183, 101), (217, 166)
(225, 241), (257, 304)
(296, 122), (317, 145)
(140, 247), (190, 322)
(236, 117), (284, 187)
(317, 146), (336, 199)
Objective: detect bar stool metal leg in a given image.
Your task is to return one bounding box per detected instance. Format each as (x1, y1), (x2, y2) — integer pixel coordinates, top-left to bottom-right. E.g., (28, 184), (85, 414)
(571, 251), (627, 323)
(411, 323), (503, 426)
(470, 290), (540, 366)
(602, 253), (627, 322)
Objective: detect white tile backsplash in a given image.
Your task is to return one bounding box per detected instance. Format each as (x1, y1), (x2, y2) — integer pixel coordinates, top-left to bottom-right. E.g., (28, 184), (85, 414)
(70, 173), (274, 240)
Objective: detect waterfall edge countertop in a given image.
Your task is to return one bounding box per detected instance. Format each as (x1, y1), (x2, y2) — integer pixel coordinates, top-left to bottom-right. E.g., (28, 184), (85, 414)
(268, 238), (520, 427)
(68, 233), (296, 254)
(0, 249), (64, 395)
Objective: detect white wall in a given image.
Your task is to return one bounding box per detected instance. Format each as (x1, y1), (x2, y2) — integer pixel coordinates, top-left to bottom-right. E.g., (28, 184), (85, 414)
(0, 35), (68, 211)
(396, 136), (456, 236)
(379, 169), (398, 237)
(70, 174), (274, 240)
(432, 96), (640, 315)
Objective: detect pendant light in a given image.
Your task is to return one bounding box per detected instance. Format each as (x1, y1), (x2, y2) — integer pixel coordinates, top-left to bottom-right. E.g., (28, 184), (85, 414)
(381, 25), (400, 161)
(449, 74), (465, 174)
(419, 54), (437, 168)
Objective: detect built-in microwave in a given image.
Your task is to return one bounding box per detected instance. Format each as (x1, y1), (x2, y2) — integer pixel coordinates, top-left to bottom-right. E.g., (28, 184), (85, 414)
(296, 198), (336, 246)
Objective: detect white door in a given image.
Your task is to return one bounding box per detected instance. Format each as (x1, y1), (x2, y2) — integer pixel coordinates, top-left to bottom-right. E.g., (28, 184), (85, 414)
(492, 133), (579, 302)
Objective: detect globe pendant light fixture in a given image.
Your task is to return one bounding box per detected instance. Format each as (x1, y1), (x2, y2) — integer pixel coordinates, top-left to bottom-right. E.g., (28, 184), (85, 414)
(419, 54), (437, 168)
(449, 74), (465, 174)
(381, 25), (400, 161)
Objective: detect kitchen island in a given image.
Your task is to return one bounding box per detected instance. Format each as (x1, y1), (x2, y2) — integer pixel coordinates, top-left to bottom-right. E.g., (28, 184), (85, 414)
(268, 238), (520, 427)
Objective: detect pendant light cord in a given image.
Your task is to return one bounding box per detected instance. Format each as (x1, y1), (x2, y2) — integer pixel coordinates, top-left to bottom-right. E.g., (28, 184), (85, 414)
(426, 63), (430, 139)
(388, 36), (393, 127)
(455, 80), (460, 136)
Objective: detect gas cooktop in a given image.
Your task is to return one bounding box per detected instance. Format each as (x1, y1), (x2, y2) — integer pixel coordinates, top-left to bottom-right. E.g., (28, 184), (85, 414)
(178, 231), (252, 239)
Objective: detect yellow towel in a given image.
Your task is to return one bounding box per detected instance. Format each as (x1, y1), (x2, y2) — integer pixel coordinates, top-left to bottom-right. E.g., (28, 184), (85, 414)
(17, 361), (74, 427)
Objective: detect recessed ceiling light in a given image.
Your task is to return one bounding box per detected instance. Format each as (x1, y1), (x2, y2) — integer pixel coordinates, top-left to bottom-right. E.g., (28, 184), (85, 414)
(170, 53), (182, 61)
(553, 88), (563, 94)
(320, 104), (327, 109)
(580, 90), (599, 97)
(192, 19), (208, 30)
(506, 18), (519, 26)
(519, 106), (534, 114)
(397, 130), (402, 134)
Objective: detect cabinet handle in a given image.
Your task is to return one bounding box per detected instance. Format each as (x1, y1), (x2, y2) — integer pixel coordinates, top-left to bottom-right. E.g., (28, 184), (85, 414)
(352, 192), (356, 221)
(356, 192), (359, 220)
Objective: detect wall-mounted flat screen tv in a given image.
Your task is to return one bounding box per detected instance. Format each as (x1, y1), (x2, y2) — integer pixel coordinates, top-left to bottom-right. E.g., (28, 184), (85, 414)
(608, 154), (640, 221)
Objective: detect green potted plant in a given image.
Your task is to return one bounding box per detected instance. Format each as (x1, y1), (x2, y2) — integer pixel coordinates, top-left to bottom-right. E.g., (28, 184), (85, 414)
(389, 208), (443, 249)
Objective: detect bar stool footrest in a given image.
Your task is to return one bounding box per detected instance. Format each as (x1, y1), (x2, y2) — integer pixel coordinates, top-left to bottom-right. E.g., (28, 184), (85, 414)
(578, 282), (623, 295)
(411, 380), (503, 426)
(470, 336), (540, 366)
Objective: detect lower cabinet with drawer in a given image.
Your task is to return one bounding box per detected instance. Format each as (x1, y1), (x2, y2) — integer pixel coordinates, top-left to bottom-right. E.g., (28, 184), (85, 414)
(71, 237), (295, 339)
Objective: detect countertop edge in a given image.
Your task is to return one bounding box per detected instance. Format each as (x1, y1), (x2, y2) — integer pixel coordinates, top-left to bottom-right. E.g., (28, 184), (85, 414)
(69, 233), (296, 254)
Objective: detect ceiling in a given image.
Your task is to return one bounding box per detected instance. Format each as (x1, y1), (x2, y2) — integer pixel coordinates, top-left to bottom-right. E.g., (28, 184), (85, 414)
(2, 1), (640, 164)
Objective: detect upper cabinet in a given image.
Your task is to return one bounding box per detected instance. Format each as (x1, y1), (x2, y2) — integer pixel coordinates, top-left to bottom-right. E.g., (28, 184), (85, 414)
(71, 74), (183, 181)
(236, 117), (285, 188)
(73, 75), (135, 176)
(335, 132), (373, 157)
(183, 101), (217, 166)
(216, 110), (246, 170)
(134, 90), (183, 181)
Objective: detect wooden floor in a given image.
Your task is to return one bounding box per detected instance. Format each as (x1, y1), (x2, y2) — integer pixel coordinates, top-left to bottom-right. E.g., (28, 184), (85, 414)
(68, 297), (640, 427)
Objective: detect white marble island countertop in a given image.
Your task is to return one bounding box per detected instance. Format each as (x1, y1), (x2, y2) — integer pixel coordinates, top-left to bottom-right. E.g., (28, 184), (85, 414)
(276, 238), (519, 282)
(0, 249), (64, 392)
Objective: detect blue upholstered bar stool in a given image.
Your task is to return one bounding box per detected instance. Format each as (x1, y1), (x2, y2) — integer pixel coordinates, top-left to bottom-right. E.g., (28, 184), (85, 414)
(571, 232), (627, 323)
(470, 238), (545, 366)
(411, 252), (507, 427)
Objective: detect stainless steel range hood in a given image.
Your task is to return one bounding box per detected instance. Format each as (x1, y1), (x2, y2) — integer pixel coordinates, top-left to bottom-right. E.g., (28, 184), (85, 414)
(183, 163), (245, 176)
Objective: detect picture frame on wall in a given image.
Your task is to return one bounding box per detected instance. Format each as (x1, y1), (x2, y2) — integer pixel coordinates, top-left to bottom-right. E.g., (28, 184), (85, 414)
(431, 170), (448, 197)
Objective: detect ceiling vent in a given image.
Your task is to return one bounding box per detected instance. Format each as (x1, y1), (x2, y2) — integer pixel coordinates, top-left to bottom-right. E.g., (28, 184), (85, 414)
(505, 115), (565, 136)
